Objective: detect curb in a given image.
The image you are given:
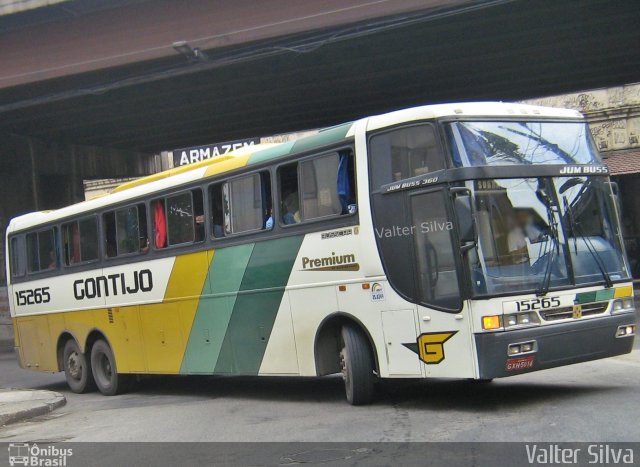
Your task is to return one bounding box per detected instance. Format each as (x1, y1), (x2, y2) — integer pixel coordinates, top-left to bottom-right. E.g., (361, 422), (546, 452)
(0, 390), (66, 426)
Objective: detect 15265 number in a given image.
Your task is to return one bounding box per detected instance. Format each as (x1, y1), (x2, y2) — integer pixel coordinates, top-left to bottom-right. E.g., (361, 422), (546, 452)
(15, 287), (51, 306)
(515, 297), (560, 312)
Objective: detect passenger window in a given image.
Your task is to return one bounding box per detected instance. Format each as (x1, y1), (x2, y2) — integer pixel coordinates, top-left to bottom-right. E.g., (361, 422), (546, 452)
(26, 228), (57, 273)
(278, 163), (300, 225)
(166, 192), (194, 245)
(209, 183), (225, 238)
(224, 172), (272, 234)
(370, 124), (443, 187)
(10, 236), (26, 277)
(62, 217), (99, 265)
(278, 150), (356, 224)
(153, 189), (203, 247)
(104, 203), (148, 257)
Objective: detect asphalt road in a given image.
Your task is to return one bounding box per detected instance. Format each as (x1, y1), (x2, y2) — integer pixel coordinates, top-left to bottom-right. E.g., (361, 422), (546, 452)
(0, 337), (639, 445)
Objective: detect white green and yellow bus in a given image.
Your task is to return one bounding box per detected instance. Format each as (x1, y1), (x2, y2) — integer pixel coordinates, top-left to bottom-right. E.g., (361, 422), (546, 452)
(7, 102), (636, 405)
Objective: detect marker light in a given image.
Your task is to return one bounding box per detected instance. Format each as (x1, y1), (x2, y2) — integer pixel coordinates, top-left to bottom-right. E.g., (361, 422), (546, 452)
(482, 315), (502, 330)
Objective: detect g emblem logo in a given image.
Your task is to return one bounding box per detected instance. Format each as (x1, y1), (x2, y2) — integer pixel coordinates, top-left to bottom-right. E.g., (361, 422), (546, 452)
(417, 332), (457, 364)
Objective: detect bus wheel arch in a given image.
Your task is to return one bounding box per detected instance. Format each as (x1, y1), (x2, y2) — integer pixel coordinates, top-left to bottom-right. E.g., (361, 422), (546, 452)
(314, 313), (379, 378)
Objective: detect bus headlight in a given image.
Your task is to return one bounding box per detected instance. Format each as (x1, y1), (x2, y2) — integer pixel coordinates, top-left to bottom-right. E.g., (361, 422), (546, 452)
(504, 312), (540, 329)
(612, 298), (634, 314)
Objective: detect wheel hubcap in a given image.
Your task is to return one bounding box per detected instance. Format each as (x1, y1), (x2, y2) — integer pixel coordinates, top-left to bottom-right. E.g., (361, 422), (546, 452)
(340, 348), (348, 382)
(67, 352), (81, 380)
(100, 354), (112, 380)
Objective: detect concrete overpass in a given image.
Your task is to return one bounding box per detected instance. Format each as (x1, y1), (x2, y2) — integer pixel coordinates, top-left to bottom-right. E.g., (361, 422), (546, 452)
(0, 0), (638, 225)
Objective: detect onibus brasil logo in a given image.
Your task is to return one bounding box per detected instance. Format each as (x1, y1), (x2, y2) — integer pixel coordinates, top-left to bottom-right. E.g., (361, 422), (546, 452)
(8, 443), (73, 466)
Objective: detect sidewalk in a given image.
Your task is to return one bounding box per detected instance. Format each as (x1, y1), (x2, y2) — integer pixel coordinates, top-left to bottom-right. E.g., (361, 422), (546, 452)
(0, 388), (66, 426)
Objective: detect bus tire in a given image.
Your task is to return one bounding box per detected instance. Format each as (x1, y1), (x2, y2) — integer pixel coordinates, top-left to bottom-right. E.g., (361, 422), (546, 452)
(62, 339), (95, 393)
(90, 339), (130, 396)
(340, 324), (375, 405)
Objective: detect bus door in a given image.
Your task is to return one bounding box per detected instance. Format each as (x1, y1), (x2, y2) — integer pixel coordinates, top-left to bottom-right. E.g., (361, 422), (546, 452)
(409, 188), (475, 378)
(371, 184), (475, 378)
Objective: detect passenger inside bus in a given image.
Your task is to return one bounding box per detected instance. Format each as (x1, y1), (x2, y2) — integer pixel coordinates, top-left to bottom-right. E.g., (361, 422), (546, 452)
(282, 192), (300, 224)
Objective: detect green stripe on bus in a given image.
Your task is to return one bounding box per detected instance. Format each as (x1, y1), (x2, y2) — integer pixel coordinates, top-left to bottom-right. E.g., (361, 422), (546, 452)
(213, 235), (304, 374)
(247, 141), (296, 165)
(246, 122), (353, 166)
(180, 244), (255, 374)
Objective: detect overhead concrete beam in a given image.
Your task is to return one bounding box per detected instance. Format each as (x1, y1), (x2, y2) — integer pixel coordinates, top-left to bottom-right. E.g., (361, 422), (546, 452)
(0, 0), (463, 89)
(0, 0), (69, 16)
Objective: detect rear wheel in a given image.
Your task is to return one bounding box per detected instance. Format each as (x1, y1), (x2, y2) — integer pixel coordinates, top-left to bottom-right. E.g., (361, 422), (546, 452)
(62, 339), (95, 393)
(340, 324), (375, 405)
(90, 339), (131, 396)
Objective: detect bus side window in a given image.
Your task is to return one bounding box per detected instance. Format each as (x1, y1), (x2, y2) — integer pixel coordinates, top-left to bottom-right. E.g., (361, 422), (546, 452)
(26, 232), (39, 272)
(10, 236), (26, 277)
(278, 163), (301, 225)
(116, 206), (140, 255)
(103, 211), (117, 257)
(62, 218), (99, 265)
(300, 153), (344, 220)
(209, 183), (225, 238)
(370, 124), (443, 187)
(26, 228), (57, 273)
(62, 221), (79, 265)
(137, 203), (149, 252)
(192, 189), (204, 242)
(224, 172), (271, 234)
(166, 192), (195, 246)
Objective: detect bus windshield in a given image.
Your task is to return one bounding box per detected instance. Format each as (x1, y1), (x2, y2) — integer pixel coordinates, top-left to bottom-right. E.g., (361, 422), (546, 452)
(447, 121), (599, 167)
(463, 176), (629, 296)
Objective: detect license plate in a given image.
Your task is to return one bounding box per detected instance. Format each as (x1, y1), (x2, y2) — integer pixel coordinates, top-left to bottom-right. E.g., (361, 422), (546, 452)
(506, 355), (535, 371)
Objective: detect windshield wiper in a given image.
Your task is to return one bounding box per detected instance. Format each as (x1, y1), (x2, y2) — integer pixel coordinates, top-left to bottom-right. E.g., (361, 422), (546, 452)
(536, 184), (560, 296)
(562, 195), (613, 288)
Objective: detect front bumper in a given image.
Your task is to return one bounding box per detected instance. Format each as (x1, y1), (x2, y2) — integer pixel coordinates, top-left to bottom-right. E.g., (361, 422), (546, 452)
(475, 313), (636, 379)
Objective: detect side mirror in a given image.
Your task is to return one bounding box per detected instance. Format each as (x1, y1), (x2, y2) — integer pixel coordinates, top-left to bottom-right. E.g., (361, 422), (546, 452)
(452, 191), (476, 251)
(606, 181), (623, 218)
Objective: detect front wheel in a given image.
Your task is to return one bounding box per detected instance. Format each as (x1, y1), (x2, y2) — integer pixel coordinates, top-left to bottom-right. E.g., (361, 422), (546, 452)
(340, 325), (375, 405)
(62, 339), (95, 393)
(90, 339), (131, 396)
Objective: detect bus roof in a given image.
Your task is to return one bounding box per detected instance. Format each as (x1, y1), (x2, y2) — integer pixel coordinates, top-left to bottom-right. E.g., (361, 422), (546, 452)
(8, 102), (583, 233)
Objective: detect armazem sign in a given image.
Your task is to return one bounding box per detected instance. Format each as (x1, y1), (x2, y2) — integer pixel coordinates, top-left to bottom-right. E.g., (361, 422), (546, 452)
(172, 138), (260, 166)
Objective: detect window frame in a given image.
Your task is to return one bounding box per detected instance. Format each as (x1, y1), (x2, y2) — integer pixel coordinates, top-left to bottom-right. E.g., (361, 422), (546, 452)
(103, 202), (149, 260)
(151, 188), (204, 250)
(368, 121), (447, 190)
(9, 235), (26, 278)
(25, 226), (59, 275)
(207, 170), (272, 239)
(61, 214), (101, 268)
(276, 149), (358, 229)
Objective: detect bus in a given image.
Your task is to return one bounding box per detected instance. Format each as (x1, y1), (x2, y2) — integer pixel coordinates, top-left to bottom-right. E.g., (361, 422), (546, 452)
(6, 102), (636, 405)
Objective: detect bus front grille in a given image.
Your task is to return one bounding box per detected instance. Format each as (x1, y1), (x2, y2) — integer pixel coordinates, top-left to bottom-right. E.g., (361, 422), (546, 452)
(540, 302), (609, 321)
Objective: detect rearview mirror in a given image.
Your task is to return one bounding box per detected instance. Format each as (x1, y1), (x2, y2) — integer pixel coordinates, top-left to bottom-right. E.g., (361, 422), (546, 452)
(454, 193), (476, 246)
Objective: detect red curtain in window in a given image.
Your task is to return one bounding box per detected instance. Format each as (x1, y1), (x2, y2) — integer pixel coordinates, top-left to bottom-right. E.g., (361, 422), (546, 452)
(154, 200), (167, 248)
